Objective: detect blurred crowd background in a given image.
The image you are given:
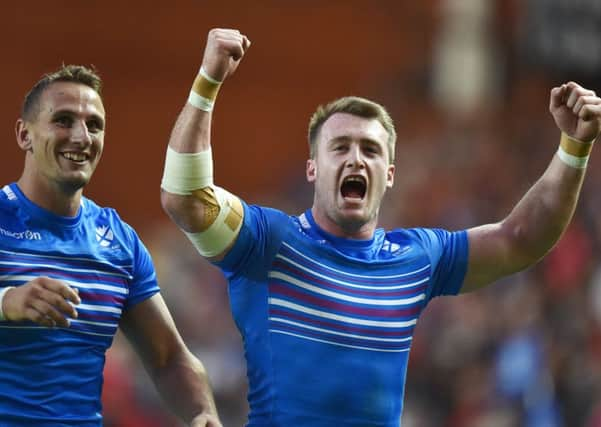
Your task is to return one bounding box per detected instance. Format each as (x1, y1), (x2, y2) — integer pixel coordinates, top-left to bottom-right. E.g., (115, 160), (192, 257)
(3, 1), (601, 426)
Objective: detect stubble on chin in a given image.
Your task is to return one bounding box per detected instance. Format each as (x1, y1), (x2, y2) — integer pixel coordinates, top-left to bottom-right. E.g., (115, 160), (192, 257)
(332, 207), (375, 235)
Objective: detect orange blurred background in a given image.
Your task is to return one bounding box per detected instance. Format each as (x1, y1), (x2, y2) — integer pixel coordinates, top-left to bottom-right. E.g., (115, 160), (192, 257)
(1, 1), (444, 230)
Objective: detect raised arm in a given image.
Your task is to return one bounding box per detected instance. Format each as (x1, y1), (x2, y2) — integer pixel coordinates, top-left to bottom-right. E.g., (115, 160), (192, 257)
(161, 29), (250, 261)
(463, 82), (601, 292)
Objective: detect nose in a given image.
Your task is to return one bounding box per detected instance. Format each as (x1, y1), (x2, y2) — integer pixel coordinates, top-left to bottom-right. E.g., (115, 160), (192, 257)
(346, 145), (365, 169)
(70, 120), (92, 145)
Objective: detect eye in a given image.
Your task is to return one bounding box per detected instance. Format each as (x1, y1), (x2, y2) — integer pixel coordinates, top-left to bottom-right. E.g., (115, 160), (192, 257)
(363, 145), (379, 156)
(87, 120), (104, 133)
(54, 115), (73, 127)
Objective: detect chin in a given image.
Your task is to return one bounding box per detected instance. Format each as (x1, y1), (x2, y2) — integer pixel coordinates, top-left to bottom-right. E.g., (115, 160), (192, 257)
(336, 211), (369, 230)
(59, 175), (91, 192)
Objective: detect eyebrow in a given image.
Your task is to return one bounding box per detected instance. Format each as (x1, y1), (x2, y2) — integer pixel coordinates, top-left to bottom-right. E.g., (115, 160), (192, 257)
(51, 108), (105, 126)
(329, 135), (383, 148)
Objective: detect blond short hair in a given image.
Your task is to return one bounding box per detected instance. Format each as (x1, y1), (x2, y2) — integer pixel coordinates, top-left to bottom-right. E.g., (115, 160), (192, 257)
(307, 96), (396, 163)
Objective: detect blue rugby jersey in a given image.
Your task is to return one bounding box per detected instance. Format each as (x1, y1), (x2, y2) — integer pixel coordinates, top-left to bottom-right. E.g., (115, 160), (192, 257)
(0, 183), (159, 426)
(217, 203), (468, 427)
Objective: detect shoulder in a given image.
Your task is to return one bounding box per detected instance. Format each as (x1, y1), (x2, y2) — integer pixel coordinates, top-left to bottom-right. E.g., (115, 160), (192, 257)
(387, 226), (457, 241)
(385, 227), (466, 253)
(245, 203), (291, 220)
(243, 202), (296, 229)
(0, 184), (23, 221)
(384, 227), (427, 244)
(81, 196), (121, 223)
(80, 196), (139, 241)
(0, 184), (18, 209)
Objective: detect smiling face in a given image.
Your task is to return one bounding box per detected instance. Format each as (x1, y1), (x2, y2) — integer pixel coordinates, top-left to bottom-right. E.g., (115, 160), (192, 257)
(16, 81), (105, 212)
(307, 112), (395, 239)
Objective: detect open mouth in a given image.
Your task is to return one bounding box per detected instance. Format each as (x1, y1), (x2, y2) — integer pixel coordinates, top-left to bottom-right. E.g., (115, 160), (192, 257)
(61, 152), (89, 163)
(340, 175), (366, 200)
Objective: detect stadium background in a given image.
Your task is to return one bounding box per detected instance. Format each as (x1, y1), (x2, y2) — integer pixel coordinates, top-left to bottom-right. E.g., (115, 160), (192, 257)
(2, 1), (601, 426)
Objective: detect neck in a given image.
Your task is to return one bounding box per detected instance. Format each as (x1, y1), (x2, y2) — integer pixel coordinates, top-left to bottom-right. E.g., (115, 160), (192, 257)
(17, 174), (82, 217)
(310, 206), (376, 240)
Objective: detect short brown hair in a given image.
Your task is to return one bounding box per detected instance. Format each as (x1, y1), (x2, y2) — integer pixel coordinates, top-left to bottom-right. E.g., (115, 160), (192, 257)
(21, 64), (103, 121)
(307, 96), (396, 163)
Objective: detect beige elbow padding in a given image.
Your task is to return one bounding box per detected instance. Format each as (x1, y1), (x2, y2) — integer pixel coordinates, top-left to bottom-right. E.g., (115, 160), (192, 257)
(185, 186), (244, 257)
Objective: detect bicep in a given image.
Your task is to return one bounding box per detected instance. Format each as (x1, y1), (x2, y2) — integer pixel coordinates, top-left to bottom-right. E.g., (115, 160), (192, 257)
(463, 222), (529, 292)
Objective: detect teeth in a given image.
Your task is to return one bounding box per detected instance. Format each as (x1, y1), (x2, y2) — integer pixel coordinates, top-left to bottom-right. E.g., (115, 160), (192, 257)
(63, 152), (87, 162)
(344, 176), (365, 183)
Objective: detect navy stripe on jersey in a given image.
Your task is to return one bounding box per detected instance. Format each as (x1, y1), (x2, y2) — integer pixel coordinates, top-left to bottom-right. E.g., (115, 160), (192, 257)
(0, 249), (133, 277)
(270, 308), (415, 338)
(0, 249), (129, 337)
(268, 242), (430, 352)
(279, 242), (431, 284)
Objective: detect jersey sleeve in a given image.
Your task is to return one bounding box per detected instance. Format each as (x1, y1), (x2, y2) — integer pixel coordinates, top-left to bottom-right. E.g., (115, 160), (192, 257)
(215, 201), (287, 281)
(407, 228), (469, 300)
(121, 222), (161, 309)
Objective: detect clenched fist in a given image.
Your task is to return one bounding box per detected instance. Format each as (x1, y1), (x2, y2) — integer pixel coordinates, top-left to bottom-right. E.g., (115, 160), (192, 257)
(201, 28), (251, 82)
(550, 82), (601, 143)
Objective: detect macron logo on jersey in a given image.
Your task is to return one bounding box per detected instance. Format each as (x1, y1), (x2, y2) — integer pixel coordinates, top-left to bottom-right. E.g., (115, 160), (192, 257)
(95, 225), (114, 247)
(0, 226), (41, 241)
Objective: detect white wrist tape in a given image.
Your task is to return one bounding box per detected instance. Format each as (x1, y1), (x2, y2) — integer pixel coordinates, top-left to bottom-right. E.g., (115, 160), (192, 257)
(188, 92), (215, 112)
(199, 66), (222, 85)
(557, 146), (589, 169)
(185, 186), (243, 257)
(161, 146), (213, 195)
(0, 286), (14, 321)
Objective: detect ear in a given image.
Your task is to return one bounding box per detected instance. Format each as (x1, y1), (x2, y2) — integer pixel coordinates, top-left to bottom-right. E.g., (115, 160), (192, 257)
(15, 119), (32, 151)
(386, 164), (395, 188)
(306, 158), (316, 183)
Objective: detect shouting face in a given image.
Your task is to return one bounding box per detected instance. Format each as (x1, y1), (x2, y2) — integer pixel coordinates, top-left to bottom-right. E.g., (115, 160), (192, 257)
(307, 112), (394, 239)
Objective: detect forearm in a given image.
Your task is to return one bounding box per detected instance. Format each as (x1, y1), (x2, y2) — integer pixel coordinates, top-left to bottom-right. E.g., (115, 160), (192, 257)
(148, 348), (219, 424)
(169, 103), (213, 153)
(161, 73), (219, 231)
(500, 153), (586, 267)
(122, 296), (222, 426)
